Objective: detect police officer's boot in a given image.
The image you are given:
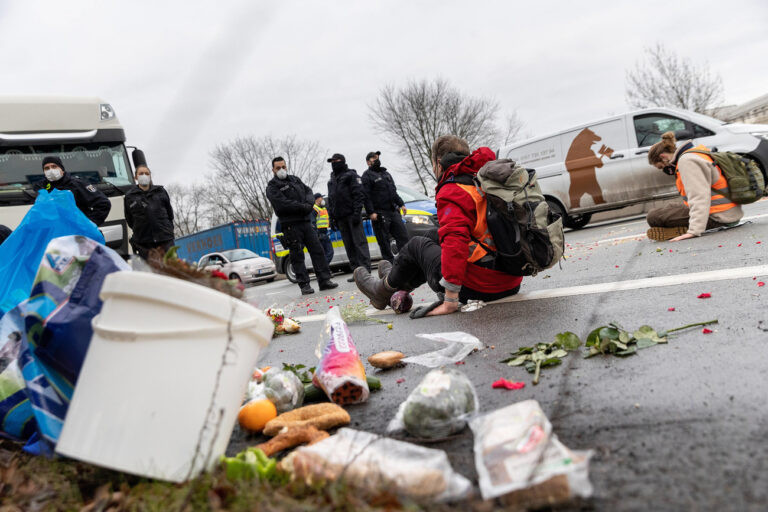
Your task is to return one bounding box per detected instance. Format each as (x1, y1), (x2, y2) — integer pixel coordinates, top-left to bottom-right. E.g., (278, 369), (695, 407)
(353, 267), (395, 310)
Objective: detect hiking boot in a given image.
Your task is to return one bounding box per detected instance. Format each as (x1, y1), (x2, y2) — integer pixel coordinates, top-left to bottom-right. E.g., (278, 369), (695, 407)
(319, 281), (339, 291)
(377, 260), (393, 279)
(353, 267), (395, 310)
(647, 226), (687, 241)
(300, 285), (315, 295)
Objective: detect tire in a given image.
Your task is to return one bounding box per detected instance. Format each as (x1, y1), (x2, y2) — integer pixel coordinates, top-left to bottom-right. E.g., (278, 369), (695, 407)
(564, 213), (592, 230)
(229, 273), (242, 283)
(285, 261), (298, 283)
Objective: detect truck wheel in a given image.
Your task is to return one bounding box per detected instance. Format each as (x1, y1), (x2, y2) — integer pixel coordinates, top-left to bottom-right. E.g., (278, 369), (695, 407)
(285, 261), (298, 283)
(564, 213), (592, 230)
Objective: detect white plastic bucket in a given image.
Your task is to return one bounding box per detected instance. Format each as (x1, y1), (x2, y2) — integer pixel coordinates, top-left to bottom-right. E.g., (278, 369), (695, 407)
(55, 271), (273, 482)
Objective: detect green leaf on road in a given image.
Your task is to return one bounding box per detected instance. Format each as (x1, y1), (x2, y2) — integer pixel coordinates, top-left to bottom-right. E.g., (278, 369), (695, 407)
(555, 332), (582, 350)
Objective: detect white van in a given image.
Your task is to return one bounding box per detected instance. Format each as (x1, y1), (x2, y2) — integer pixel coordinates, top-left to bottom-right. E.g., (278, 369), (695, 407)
(500, 107), (768, 228)
(0, 96), (138, 255)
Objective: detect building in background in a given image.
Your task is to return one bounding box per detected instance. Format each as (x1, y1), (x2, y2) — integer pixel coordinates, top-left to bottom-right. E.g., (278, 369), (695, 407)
(710, 93), (768, 124)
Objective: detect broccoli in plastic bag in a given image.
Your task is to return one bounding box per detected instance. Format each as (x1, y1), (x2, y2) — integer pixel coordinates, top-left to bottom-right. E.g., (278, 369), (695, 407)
(388, 367), (478, 439)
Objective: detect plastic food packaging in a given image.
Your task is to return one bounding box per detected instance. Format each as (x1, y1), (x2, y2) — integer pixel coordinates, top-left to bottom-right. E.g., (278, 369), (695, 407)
(388, 367), (478, 439)
(280, 428), (472, 503)
(469, 400), (593, 503)
(401, 331), (483, 367)
(262, 369), (304, 413)
(313, 307), (369, 405)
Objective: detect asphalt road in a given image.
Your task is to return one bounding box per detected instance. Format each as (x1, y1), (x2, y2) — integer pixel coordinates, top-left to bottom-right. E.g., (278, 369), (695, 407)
(231, 199), (768, 511)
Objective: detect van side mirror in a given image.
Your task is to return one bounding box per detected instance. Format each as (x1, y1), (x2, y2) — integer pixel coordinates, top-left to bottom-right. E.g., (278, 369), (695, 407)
(674, 129), (693, 139)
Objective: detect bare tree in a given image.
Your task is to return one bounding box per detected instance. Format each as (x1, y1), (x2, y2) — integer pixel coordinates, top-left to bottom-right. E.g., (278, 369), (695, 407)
(207, 135), (326, 221)
(625, 43), (723, 114)
(166, 183), (209, 238)
(369, 78), (523, 194)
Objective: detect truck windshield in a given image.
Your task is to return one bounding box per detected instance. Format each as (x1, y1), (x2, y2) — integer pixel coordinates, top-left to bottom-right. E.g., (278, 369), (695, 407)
(0, 142), (133, 190)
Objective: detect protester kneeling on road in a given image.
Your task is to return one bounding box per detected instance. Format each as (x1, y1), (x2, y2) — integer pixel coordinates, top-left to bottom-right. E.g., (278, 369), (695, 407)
(267, 157), (338, 295)
(645, 132), (743, 242)
(124, 150), (175, 259)
(362, 151), (409, 263)
(354, 136), (523, 317)
(34, 156), (111, 226)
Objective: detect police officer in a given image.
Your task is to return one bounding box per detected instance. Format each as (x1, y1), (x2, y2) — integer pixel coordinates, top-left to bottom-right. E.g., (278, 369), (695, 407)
(311, 193), (334, 264)
(361, 151), (409, 262)
(34, 156), (111, 225)
(266, 157), (338, 295)
(124, 150), (175, 260)
(326, 153), (372, 281)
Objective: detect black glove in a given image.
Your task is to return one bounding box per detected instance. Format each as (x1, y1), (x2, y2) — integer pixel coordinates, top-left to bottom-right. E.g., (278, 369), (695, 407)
(409, 292), (446, 319)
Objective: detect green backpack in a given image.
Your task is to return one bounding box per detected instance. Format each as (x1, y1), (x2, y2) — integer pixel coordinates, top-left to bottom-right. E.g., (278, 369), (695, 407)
(685, 149), (766, 204)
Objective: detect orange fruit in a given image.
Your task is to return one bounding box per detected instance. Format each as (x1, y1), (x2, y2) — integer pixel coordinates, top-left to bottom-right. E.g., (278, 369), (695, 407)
(238, 399), (277, 432)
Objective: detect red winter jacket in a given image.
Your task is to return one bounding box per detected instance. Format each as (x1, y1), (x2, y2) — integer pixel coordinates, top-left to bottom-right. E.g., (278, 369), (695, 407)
(436, 147), (524, 294)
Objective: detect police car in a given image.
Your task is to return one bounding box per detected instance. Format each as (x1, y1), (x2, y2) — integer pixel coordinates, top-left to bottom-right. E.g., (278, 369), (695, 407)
(271, 185), (437, 283)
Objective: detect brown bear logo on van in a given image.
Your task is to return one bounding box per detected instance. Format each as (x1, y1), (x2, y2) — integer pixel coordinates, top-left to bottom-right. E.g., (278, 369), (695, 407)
(565, 128), (613, 208)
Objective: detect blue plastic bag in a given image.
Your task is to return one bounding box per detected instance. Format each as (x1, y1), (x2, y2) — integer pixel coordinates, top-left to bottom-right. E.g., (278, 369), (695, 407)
(0, 189), (105, 314)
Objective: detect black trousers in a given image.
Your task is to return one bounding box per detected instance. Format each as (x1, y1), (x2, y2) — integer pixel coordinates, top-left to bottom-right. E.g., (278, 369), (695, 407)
(317, 228), (334, 264)
(283, 221), (332, 286)
(387, 236), (520, 303)
(337, 214), (371, 271)
(132, 240), (174, 260)
(372, 210), (409, 262)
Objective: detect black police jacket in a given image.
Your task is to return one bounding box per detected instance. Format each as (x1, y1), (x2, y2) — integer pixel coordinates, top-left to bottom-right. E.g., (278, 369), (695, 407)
(361, 166), (404, 213)
(327, 166), (373, 220)
(124, 185), (175, 246)
(266, 175), (314, 225)
(34, 172), (111, 226)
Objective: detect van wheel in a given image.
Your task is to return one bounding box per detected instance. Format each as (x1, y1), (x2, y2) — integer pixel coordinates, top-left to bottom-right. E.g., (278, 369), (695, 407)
(564, 214), (592, 230)
(285, 261), (298, 283)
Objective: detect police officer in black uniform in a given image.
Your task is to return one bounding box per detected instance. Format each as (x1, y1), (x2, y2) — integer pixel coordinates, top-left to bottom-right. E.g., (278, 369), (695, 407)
(266, 157), (338, 295)
(124, 150), (175, 260)
(326, 153), (372, 281)
(361, 151), (409, 262)
(34, 156), (111, 225)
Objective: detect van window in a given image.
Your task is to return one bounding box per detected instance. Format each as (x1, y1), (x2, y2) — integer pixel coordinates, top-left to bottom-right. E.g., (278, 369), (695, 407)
(0, 142), (133, 189)
(633, 114), (687, 147)
(692, 123), (715, 138)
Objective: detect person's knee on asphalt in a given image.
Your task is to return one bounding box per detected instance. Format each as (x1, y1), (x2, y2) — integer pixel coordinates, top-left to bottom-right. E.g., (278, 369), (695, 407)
(646, 132), (742, 242)
(266, 156), (338, 295)
(354, 135), (524, 317)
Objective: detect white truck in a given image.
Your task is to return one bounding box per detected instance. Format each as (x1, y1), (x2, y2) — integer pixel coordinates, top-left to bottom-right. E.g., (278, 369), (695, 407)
(0, 96), (140, 254)
(500, 107), (768, 229)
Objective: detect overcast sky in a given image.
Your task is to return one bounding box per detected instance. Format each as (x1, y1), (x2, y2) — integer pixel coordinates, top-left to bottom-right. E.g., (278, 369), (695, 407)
(2, 0), (766, 192)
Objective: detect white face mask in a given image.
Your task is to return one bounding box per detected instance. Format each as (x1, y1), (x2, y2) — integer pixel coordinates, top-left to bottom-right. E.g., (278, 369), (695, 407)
(44, 167), (63, 182)
(137, 175), (151, 186)
(276, 169), (288, 179)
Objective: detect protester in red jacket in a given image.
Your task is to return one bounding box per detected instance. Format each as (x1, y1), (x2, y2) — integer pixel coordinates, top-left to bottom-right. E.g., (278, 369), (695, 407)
(354, 135), (523, 318)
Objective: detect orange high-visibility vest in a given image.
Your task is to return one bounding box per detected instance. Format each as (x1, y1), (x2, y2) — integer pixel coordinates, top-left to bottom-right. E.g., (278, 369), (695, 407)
(455, 183), (496, 263)
(675, 145), (738, 215)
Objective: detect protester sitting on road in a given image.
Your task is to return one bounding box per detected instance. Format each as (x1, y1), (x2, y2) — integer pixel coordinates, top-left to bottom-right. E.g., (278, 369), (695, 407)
(34, 156), (111, 226)
(646, 132), (743, 242)
(0, 225), (10, 246)
(267, 157), (338, 295)
(311, 193), (334, 264)
(327, 153), (372, 282)
(124, 150), (175, 260)
(362, 151), (409, 263)
(354, 135), (523, 317)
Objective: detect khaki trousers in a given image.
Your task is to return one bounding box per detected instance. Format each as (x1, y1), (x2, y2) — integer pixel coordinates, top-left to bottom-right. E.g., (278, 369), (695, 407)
(646, 204), (726, 230)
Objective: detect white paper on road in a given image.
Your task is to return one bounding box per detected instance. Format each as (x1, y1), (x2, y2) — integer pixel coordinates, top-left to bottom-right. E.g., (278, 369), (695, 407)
(402, 331), (483, 367)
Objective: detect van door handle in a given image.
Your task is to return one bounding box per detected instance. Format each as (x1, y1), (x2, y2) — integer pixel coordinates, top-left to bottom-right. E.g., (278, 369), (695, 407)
(609, 153), (624, 159)
(635, 149), (649, 155)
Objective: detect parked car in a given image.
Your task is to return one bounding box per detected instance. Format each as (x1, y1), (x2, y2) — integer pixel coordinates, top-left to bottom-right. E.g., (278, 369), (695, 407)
(500, 107), (768, 229)
(271, 185), (438, 283)
(197, 248), (276, 284)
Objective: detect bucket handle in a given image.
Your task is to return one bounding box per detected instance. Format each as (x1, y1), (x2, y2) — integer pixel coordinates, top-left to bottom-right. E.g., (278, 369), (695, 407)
(91, 314), (268, 341)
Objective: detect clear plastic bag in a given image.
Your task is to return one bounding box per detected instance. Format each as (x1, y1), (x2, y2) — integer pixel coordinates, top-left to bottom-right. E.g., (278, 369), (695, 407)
(313, 307), (368, 405)
(401, 331), (483, 367)
(387, 367), (478, 439)
(280, 428), (472, 503)
(262, 369), (304, 413)
(469, 400), (593, 501)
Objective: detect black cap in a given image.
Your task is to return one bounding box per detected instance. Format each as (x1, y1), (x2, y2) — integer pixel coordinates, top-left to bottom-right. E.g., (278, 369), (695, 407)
(366, 151), (381, 161)
(314, 193), (323, 199)
(42, 156), (65, 172)
(327, 153), (345, 163)
(132, 149), (149, 169)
